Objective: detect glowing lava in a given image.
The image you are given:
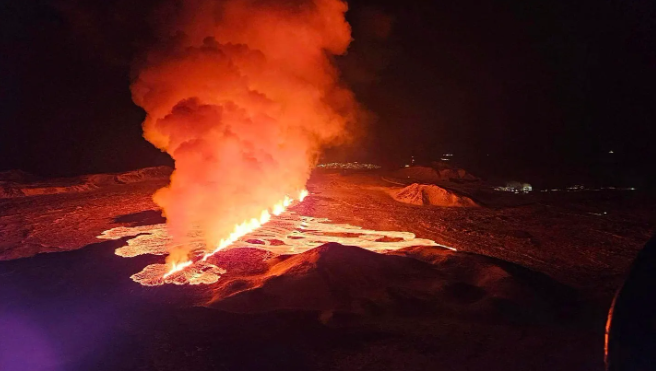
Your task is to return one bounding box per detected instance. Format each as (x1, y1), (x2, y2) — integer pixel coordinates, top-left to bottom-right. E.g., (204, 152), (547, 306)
(162, 260), (193, 278)
(98, 204), (456, 287)
(165, 190), (310, 277)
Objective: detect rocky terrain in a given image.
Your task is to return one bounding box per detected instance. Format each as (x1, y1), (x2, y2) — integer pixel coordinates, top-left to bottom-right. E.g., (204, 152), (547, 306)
(1, 167), (655, 370)
(390, 183), (478, 207)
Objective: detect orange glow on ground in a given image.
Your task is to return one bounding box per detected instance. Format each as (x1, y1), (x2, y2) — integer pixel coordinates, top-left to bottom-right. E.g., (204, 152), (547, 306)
(98, 199), (456, 287)
(164, 190), (310, 277)
(162, 260), (193, 278)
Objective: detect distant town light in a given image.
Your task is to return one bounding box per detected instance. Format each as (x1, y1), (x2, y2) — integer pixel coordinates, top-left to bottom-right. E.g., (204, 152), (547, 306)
(494, 182), (532, 194)
(317, 162), (381, 170)
(567, 184), (585, 191)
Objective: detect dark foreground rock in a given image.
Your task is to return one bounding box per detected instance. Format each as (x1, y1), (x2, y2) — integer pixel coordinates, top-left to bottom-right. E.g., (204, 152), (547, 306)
(0, 240), (602, 371)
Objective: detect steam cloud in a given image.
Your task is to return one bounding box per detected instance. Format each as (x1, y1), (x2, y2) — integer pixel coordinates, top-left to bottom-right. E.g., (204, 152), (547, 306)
(131, 0), (362, 264)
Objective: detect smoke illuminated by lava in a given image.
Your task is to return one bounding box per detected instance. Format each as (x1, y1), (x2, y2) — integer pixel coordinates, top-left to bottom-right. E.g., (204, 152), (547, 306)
(131, 0), (362, 269)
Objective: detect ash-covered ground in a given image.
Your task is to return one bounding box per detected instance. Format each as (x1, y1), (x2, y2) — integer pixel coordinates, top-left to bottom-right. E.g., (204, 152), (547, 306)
(1, 167), (654, 370)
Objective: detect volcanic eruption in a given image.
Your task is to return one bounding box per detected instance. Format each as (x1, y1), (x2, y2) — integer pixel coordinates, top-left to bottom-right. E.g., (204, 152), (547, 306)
(130, 0), (362, 274)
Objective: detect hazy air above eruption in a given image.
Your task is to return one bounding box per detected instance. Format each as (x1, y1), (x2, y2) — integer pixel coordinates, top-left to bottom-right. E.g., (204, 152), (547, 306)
(130, 0), (363, 267)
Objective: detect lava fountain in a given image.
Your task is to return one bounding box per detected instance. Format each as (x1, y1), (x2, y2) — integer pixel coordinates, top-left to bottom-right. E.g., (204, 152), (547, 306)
(162, 189), (308, 278)
(130, 0), (363, 276)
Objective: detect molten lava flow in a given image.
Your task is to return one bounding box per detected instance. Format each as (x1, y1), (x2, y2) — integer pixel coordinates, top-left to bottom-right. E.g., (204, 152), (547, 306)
(98, 200), (456, 286)
(162, 260), (193, 278)
(272, 203), (285, 216)
(201, 191), (306, 261)
(164, 189), (309, 277)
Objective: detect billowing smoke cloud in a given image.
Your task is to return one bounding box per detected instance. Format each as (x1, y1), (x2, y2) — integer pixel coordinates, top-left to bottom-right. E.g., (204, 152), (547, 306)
(131, 0), (362, 264)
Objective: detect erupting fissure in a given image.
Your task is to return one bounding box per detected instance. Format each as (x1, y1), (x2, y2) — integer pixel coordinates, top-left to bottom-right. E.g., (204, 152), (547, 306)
(163, 189), (308, 278)
(130, 0), (363, 276)
(99, 211), (451, 286)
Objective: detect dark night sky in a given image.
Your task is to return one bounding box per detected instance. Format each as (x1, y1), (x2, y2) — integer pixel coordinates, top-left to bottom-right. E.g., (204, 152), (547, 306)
(1, 0), (655, 186)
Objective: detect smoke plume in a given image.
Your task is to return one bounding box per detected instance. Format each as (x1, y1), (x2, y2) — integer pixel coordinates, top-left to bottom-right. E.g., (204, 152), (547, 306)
(131, 0), (362, 265)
